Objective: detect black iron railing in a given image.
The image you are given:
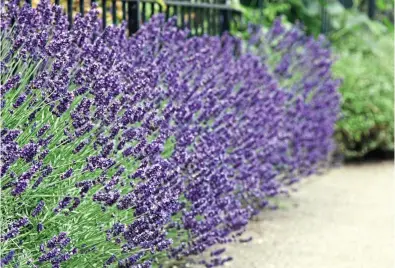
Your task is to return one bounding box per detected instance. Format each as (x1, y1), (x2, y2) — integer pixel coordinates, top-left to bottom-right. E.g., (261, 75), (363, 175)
(127, 0), (242, 35)
(21, 0), (242, 36)
(18, 0), (382, 36)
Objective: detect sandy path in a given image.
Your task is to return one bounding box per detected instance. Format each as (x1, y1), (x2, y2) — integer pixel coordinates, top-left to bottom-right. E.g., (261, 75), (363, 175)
(219, 161), (394, 268)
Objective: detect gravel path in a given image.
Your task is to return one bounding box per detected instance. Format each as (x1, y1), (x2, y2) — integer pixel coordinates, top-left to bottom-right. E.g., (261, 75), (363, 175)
(221, 161), (394, 268)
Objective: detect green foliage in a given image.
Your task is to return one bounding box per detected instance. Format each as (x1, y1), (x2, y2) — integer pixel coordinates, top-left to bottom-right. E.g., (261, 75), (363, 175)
(331, 13), (394, 157)
(232, 0), (323, 35)
(233, 0), (394, 34)
(311, 5), (394, 158)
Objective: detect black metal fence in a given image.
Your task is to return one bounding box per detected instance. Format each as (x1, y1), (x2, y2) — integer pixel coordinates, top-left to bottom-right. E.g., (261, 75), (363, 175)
(20, 0), (380, 36)
(22, 0), (242, 36)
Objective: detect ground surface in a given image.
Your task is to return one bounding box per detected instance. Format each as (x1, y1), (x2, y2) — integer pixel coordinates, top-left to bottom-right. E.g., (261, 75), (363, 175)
(211, 161), (394, 268)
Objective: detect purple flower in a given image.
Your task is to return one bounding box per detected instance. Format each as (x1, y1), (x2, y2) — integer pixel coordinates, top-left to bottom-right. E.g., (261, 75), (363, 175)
(32, 200), (45, 217)
(1, 74), (20, 96)
(118, 252), (144, 267)
(69, 197), (81, 212)
(20, 142), (38, 162)
(37, 124), (50, 137)
(0, 250), (15, 266)
(13, 93), (26, 108)
(53, 197), (72, 213)
(10, 160), (42, 195)
(60, 168), (73, 180)
(105, 255), (116, 266)
(239, 236), (253, 243)
(210, 248), (226, 256)
(39, 248), (61, 262)
(93, 190), (120, 206)
(37, 222), (44, 233)
(1, 217), (29, 242)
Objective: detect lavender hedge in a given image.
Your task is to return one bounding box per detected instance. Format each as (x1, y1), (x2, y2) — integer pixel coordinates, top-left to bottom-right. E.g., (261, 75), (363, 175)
(0, 1), (340, 267)
(246, 20), (342, 174)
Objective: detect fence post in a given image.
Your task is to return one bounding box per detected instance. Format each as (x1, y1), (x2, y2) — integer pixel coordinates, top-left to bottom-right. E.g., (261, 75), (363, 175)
(128, 0), (140, 35)
(320, 3), (329, 33)
(368, 0), (375, 19)
(80, 0), (85, 16)
(102, 0), (107, 28)
(258, 0), (263, 20)
(68, 0), (73, 29)
(220, 10), (230, 34)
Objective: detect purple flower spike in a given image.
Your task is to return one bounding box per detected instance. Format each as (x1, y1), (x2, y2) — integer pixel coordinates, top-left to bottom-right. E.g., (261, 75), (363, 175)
(32, 200), (45, 217)
(0, 250), (15, 266)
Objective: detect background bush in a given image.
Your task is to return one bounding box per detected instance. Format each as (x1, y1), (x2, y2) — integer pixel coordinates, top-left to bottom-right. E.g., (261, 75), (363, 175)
(331, 12), (394, 157)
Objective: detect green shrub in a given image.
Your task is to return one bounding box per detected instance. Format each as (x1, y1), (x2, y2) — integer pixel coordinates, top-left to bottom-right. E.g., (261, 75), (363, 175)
(332, 19), (394, 157)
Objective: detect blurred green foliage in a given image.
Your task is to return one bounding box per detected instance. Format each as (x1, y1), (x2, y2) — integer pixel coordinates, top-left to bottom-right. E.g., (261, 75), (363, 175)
(330, 5), (394, 157)
(232, 0), (326, 36)
(233, 0), (393, 35)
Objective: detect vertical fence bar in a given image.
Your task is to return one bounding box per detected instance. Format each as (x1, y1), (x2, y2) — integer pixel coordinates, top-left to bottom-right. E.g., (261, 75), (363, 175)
(214, 8), (218, 35)
(122, 0), (126, 21)
(112, 0), (117, 24)
(198, 7), (202, 35)
(181, 6), (185, 28)
(166, 5), (170, 20)
(198, 8), (205, 35)
(142, 2), (146, 23)
(209, 7), (213, 35)
(320, 3), (329, 33)
(220, 9), (229, 34)
(55, 0), (60, 5)
(187, 6), (191, 32)
(67, 0), (73, 28)
(150, 2), (155, 17)
(102, 0), (107, 28)
(208, 8), (213, 35)
(194, 7), (198, 35)
(128, 0), (140, 35)
(204, 2), (210, 34)
(213, 8), (218, 35)
(194, 7), (199, 35)
(25, 0), (31, 5)
(174, 6), (179, 26)
(80, 0), (85, 16)
(368, 0), (375, 18)
(258, 0), (263, 20)
(188, 6), (192, 34)
(206, 6), (210, 34)
(197, 8), (201, 35)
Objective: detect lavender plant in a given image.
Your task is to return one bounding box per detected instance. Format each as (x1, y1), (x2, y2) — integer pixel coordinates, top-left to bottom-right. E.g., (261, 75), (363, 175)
(1, 2), (183, 267)
(0, 1), (340, 267)
(246, 19), (341, 177)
